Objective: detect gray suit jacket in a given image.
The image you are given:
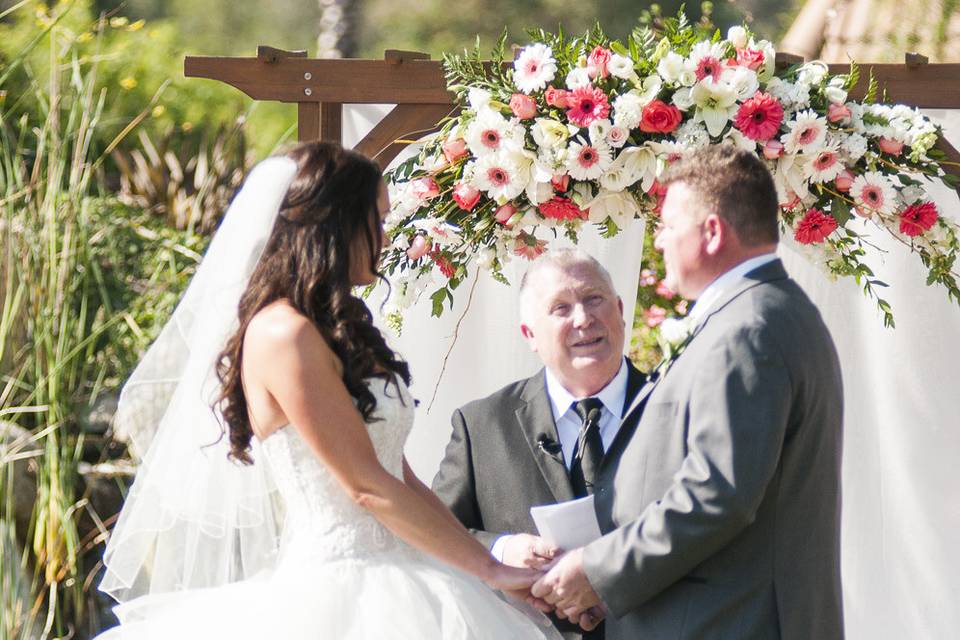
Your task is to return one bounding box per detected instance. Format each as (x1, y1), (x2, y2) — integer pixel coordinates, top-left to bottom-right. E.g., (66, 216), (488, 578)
(432, 360), (644, 639)
(583, 259), (844, 640)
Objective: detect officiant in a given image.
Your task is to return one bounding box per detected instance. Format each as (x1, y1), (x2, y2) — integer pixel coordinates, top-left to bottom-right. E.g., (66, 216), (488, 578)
(432, 248), (645, 639)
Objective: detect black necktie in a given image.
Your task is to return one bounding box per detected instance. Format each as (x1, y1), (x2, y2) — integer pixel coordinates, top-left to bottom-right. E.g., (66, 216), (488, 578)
(569, 397), (604, 497)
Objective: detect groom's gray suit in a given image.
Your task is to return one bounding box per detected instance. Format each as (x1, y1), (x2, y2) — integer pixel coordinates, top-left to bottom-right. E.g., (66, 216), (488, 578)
(583, 259), (844, 639)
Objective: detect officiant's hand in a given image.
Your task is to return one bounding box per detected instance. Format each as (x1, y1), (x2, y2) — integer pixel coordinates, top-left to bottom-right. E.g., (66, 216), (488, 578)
(501, 534), (561, 570)
(530, 548), (602, 622)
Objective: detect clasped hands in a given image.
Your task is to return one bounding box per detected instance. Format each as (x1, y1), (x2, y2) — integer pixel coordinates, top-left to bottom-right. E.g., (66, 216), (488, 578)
(501, 534), (606, 632)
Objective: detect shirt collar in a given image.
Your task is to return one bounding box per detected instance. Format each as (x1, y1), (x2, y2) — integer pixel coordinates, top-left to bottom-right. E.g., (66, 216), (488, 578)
(688, 253), (778, 324)
(544, 356), (629, 420)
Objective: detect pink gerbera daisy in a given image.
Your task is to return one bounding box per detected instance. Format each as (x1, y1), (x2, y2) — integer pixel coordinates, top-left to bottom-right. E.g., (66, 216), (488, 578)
(513, 232), (548, 260)
(794, 208), (838, 244)
(565, 85), (610, 127)
(695, 56), (723, 82)
(899, 201), (939, 237)
(734, 92), (784, 142)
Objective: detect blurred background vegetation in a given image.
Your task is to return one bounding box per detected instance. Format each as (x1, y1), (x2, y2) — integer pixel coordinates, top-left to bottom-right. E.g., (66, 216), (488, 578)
(0, 0), (804, 637)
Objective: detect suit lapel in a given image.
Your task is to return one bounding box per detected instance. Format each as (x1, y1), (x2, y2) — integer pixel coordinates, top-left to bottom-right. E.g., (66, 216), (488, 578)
(610, 258), (790, 457)
(515, 371), (576, 503)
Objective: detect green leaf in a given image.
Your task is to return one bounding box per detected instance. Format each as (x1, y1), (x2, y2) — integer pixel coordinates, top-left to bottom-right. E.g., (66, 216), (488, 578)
(430, 288), (447, 317)
(831, 198), (852, 226)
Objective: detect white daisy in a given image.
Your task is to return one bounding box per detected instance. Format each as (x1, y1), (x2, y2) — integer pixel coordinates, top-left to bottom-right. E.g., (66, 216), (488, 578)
(566, 139), (612, 181)
(805, 144), (844, 183)
(465, 109), (524, 158)
(472, 152), (532, 202)
(849, 171), (898, 216)
(513, 44), (557, 94)
(781, 110), (827, 154)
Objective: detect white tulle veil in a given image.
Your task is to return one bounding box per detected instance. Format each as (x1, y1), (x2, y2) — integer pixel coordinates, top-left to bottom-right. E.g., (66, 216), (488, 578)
(100, 156), (299, 603)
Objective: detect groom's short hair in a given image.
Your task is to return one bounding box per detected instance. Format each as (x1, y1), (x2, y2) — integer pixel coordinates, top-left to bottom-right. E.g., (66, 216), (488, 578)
(518, 249), (616, 323)
(662, 145), (779, 246)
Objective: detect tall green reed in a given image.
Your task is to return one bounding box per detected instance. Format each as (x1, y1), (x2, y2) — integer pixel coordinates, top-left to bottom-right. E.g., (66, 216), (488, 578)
(0, 3), (171, 637)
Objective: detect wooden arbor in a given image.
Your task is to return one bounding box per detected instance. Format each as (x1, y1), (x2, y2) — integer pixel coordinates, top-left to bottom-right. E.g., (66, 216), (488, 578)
(184, 47), (960, 183)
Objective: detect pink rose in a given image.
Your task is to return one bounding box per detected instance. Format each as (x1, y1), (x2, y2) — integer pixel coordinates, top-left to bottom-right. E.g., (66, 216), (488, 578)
(827, 103), (851, 124)
(763, 139), (784, 159)
(735, 48), (765, 71)
(879, 137), (904, 156)
(544, 86), (571, 108)
(639, 100), (683, 134)
(405, 234), (432, 260)
(834, 169), (854, 191)
(452, 182), (481, 211)
(412, 177), (440, 200)
(780, 191), (801, 210)
(587, 46), (612, 79)
(494, 203), (519, 227)
(509, 93), (537, 120)
(442, 137), (468, 163)
(550, 174), (570, 192)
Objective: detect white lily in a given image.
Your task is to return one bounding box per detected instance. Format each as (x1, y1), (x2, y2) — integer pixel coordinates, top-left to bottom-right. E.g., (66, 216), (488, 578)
(690, 78), (738, 137)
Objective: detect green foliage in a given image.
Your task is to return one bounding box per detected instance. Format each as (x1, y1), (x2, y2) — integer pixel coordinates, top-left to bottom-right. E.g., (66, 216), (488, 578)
(0, 3), (206, 636)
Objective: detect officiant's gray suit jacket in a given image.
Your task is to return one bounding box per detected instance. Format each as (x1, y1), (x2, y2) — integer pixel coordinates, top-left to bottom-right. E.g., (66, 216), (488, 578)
(432, 359), (644, 639)
(583, 259), (844, 640)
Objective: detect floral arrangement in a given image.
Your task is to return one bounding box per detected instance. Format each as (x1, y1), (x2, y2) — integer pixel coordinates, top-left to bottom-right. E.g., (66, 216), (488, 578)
(381, 13), (960, 329)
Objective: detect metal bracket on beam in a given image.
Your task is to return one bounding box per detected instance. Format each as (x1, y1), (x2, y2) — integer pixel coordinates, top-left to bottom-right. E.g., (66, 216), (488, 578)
(384, 50), (431, 65)
(905, 52), (929, 67)
(257, 46), (308, 63)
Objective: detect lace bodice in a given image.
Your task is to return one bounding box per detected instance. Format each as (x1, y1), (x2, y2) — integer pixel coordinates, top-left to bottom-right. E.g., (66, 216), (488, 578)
(260, 377), (417, 563)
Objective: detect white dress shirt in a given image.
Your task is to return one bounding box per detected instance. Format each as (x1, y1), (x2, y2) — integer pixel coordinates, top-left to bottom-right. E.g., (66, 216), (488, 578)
(490, 357), (630, 560)
(688, 253), (779, 326)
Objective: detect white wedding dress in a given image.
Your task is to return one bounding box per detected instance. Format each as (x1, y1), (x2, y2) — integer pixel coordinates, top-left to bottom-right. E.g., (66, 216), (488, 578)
(98, 377), (559, 639)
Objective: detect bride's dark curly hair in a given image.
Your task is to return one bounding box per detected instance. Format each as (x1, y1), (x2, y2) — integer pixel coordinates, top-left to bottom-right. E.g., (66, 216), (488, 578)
(215, 141), (410, 465)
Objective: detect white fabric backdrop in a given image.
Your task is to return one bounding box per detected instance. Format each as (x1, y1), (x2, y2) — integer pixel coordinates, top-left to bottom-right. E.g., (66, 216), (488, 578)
(343, 104), (960, 639)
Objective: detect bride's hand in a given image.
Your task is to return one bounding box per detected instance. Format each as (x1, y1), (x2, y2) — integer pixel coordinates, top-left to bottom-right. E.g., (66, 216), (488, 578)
(484, 561), (542, 595)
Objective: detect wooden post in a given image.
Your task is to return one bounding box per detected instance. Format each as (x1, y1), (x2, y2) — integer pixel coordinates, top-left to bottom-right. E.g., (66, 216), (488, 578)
(298, 102), (320, 142)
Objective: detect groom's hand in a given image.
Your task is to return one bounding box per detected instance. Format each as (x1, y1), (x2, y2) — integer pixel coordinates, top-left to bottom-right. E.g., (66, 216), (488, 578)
(501, 534), (561, 570)
(530, 548), (602, 622)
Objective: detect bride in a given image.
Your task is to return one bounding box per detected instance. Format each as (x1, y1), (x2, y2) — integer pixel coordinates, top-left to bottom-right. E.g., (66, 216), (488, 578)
(95, 142), (561, 639)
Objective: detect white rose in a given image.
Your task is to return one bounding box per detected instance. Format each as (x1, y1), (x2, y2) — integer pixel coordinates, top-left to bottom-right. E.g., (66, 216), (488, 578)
(660, 317), (692, 347)
(607, 54), (635, 80)
(678, 69), (698, 87)
(824, 85), (848, 104)
(476, 247), (498, 270)
(606, 125), (629, 148)
(657, 51), (686, 84)
(727, 26), (748, 50)
(532, 118), (570, 149)
(672, 87), (694, 111)
(797, 61), (828, 86)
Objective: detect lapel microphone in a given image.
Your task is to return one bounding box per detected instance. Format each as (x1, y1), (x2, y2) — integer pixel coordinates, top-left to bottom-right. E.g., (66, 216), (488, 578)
(536, 434), (563, 458)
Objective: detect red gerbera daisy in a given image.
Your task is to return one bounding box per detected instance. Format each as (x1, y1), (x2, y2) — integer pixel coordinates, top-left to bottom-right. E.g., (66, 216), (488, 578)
(899, 201), (939, 237)
(734, 92), (784, 142)
(794, 208), (838, 245)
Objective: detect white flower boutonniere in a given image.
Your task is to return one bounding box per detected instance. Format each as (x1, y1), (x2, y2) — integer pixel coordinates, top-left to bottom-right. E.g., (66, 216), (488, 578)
(654, 316), (696, 376)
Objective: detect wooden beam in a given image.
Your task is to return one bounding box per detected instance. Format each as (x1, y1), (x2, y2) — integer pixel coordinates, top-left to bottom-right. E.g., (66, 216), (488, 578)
(298, 102), (320, 141)
(185, 56), (453, 104)
(354, 103), (457, 168)
(320, 102), (343, 142)
(825, 63), (960, 108)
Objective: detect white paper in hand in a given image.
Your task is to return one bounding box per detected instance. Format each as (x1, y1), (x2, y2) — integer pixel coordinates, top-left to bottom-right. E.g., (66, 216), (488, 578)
(530, 495), (602, 550)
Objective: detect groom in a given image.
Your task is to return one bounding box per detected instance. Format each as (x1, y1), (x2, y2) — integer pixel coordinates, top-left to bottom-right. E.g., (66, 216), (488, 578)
(532, 146), (845, 639)
(432, 249), (645, 639)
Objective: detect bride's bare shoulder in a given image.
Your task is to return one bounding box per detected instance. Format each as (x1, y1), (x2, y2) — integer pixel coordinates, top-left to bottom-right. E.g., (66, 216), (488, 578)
(244, 301), (342, 374)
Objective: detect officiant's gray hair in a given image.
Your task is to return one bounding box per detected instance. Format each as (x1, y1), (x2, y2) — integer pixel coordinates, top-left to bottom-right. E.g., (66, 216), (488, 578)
(518, 249), (617, 323)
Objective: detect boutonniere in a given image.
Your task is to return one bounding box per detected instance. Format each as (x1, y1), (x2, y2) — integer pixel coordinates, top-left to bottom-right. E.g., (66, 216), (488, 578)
(653, 316), (696, 378)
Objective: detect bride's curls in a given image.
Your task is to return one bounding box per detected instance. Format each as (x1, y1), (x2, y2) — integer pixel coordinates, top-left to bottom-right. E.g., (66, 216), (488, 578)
(215, 141), (410, 464)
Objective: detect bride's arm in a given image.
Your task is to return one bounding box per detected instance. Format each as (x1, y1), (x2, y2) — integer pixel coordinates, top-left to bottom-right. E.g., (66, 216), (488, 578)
(401, 457), (470, 532)
(248, 309), (536, 592)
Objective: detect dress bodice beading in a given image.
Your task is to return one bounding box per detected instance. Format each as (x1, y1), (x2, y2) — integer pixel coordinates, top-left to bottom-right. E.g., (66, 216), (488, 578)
(260, 377), (416, 563)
